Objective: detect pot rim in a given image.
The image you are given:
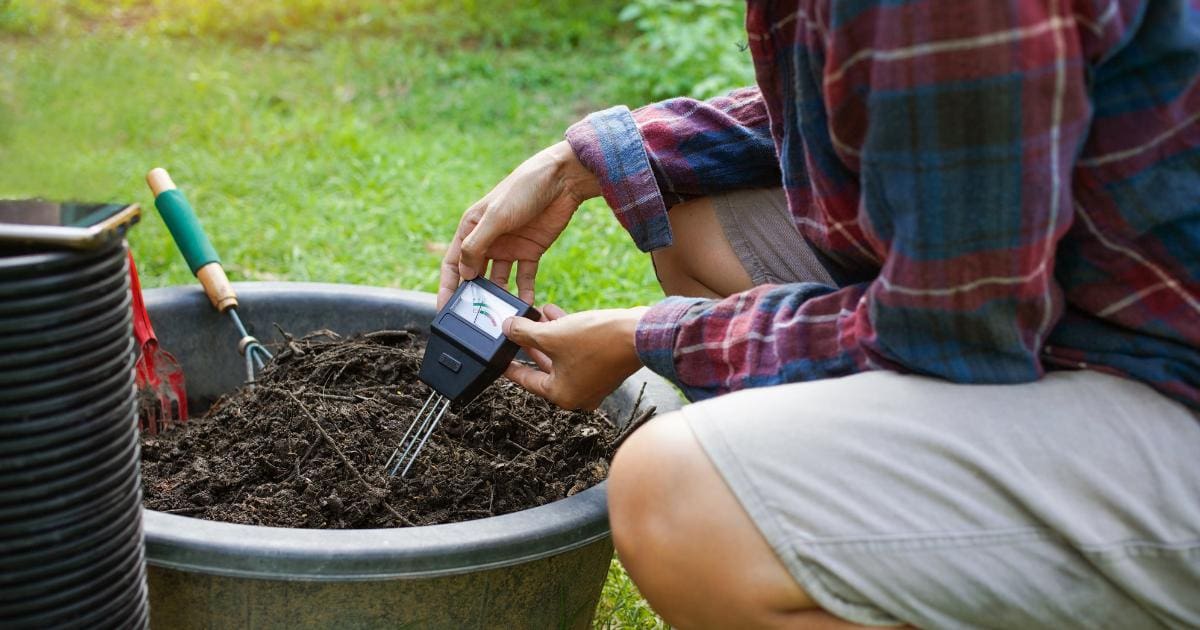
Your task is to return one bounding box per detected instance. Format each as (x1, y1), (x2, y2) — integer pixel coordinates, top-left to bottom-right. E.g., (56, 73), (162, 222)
(141, 282), (683, 582)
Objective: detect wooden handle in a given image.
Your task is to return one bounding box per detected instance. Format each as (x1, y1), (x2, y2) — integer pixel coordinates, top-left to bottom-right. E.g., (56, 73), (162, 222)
(196, 262), (239, 312)
(147, 167), (176, 196)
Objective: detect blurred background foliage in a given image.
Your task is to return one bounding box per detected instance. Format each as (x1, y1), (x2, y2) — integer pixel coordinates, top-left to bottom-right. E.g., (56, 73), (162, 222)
(0, 0), (619, 49)
(620, 0), (753, 99)
(0, 0), (752, 98)
(0, 1), (751, 626)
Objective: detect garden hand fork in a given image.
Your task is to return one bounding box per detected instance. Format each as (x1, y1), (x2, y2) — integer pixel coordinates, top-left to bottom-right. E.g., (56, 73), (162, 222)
(146, 168), (272, 382)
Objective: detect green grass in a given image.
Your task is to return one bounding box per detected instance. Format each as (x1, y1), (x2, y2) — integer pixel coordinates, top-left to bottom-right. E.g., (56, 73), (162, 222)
(595, 555), (672, 629)
(0, 32), (661, 309)
(0, 1), (719, 625)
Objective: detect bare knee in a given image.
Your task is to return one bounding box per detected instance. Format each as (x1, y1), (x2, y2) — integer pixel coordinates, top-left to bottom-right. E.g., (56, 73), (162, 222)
(609, 412), (817, 629)
(608, 414), (693, 555)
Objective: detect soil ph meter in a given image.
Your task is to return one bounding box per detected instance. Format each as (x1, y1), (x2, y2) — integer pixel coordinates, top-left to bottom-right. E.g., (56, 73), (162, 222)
(386, 277), (540, 477)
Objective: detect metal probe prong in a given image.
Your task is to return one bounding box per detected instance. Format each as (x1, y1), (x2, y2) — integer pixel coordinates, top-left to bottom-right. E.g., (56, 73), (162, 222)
(394, 395), (442, 470)
(399, 399), (452, 478)
(385, 391), (437, 474)
(388, 396), (448, 477)
(386, 392), (451, 477)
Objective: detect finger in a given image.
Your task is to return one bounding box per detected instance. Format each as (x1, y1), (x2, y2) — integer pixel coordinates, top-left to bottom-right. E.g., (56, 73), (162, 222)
(438, 203), (484, 308)
(502, 316), (545, 352)
(437, 237), (465, 309)
(489, 259), (513, 290)
(523, 346), (553, 372)
(460, 206), (510, 280)
(504, 361), (554, 400)
(541, 303), (568, 320)
(515, 259), (538, 305)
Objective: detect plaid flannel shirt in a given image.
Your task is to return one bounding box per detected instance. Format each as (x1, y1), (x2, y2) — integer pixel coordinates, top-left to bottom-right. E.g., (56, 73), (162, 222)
(566, 0), (1200, 408)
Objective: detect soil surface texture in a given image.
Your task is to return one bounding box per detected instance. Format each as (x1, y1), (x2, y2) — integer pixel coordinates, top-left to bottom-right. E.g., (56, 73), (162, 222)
(141, 330), (652, 528)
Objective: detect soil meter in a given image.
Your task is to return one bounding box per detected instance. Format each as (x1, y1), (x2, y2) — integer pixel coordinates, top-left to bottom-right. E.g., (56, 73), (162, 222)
(386, 277), (540, 477)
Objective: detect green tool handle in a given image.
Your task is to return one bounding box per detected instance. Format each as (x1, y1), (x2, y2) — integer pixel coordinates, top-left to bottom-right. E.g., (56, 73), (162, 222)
(155, 189), (218, 274)
(146, 168), (239, 312)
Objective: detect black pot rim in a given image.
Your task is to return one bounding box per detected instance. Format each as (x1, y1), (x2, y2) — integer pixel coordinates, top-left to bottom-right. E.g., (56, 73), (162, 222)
(0, 401), (134, 484)
(0, 435), (137, 527)
(0, 501), (140, 593)
(0, 352), (134, 419)
(0, 331), (132, 387)
(0, 244), (126, 299)
(0, 267), (127, 327)
(0, 302), (130, 366)
(0, 372), (133, 442)
(0, 237), (121, 279)
(0, 338), (133, 404)
(0, 276), (128, 335)
(0, 479), (139, 555)
(0, 291), (132, 350)
(2, 536), (144, 622)
(102, 586), (149, 630)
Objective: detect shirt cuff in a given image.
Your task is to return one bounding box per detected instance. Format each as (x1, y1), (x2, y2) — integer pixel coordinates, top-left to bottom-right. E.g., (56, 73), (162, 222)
(634, 296), (711, 397)
(565, 105), (673, 252)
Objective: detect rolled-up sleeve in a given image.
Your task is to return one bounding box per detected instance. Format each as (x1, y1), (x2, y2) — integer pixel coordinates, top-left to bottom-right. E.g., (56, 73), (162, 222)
(565, 87), (780, 252)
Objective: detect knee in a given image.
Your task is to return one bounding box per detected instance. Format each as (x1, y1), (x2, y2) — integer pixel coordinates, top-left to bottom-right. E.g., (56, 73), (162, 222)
(608, 414), (815, 629)
(607, 415), (700, 621)
(607, 413), (685, 555)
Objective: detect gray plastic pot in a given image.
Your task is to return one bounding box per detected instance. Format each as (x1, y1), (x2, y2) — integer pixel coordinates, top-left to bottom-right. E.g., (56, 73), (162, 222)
(142, 282), (681, 629)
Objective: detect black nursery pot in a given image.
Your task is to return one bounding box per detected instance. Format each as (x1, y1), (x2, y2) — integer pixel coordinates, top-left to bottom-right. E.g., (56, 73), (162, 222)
(142, 282), (683, 630)
(0, 238), (148, 629)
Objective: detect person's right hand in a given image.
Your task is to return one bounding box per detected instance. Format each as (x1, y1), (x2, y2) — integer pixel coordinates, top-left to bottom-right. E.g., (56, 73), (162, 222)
(437, 141), (600, 309)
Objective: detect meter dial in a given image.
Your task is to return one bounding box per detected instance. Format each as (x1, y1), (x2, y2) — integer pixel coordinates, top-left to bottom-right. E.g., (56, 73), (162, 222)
(450, 281), (519, 339)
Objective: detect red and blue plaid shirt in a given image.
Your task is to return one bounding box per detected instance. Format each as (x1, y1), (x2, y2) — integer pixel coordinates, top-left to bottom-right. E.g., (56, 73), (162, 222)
(566, 0), (1200, 408)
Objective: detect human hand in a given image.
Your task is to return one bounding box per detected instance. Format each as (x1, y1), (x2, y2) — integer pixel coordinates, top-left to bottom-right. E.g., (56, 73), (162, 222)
(503, 304), (648, 410)
(437, 141), (600, 309)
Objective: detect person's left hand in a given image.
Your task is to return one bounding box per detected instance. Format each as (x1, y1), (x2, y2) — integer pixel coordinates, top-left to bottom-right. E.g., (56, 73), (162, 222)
(503, 304), (648, 410)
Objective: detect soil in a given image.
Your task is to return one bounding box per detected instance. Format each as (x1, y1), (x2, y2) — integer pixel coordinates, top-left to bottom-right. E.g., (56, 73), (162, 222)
(140, 329), (654, 529)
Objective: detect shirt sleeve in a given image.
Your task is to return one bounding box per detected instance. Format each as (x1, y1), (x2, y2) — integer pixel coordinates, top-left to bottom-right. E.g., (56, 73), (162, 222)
(633, 1), (1091, 401)
(564, 87), (780, 252)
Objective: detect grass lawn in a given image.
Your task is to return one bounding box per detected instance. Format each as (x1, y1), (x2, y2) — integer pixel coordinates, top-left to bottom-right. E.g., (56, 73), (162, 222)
(0, 1), (690, 627)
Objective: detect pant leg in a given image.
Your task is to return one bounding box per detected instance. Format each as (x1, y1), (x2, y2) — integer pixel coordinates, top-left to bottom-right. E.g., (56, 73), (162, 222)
(682, 369), (1200, 628)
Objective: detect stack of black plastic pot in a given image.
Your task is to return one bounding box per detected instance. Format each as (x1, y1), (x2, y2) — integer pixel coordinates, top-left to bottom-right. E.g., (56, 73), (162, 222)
(0, 236), (148, 628)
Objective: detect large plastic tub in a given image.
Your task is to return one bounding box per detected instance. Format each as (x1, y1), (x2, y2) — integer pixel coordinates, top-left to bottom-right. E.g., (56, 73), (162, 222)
(142, 282), (681, 629)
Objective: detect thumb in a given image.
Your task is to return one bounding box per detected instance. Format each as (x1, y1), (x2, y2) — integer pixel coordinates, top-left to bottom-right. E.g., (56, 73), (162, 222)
(503, 316), (544, 351)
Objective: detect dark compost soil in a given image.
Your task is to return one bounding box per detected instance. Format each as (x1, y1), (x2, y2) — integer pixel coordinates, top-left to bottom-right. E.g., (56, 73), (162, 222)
(140, 330), (654, 529)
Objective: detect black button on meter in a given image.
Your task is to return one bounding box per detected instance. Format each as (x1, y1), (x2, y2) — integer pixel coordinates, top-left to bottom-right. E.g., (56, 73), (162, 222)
(418, 277), (541, 405)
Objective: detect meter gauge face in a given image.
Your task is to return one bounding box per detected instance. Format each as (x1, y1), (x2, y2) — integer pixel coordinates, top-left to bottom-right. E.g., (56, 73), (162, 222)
(420, 277), (539, 404)
(450, 281), (519, 339)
